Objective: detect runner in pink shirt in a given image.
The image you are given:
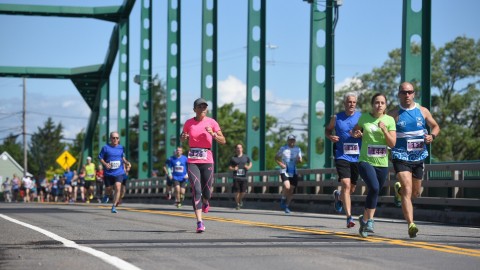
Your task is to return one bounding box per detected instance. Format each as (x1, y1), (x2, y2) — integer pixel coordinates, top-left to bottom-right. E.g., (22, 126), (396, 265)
(181, 98), (226, 233)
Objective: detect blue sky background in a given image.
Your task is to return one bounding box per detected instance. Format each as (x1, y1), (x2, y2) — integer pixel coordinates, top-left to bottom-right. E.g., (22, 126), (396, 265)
(0, 0), (479, 142)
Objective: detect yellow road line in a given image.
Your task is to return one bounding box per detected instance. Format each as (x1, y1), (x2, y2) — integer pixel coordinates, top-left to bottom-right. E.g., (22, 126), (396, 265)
(112, 206), (480, 258)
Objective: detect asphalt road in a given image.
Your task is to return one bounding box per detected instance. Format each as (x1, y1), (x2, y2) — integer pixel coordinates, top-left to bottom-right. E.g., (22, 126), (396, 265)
(0, 202), (478, 270)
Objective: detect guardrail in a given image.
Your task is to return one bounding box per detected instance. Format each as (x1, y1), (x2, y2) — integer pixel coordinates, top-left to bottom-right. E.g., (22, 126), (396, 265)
(125, 162), (480, 210)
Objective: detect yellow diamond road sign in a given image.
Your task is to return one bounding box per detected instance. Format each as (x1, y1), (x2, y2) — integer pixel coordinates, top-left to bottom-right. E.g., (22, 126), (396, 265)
(56, 150), (77, 170)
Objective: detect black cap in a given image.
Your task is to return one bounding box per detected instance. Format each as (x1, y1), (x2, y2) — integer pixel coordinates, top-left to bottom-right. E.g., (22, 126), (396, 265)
(193, 98), (208, 108)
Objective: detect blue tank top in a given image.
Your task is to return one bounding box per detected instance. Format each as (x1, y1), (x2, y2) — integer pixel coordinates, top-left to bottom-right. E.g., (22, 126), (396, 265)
(391, 104), (428, 161)
(168, 155), (188, 181)
(334, 111), (362, 162)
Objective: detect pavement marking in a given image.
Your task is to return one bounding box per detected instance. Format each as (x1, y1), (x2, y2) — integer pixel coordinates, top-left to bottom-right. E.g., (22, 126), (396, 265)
(0, 213), (143, 270)
(114, 206), (480, 258)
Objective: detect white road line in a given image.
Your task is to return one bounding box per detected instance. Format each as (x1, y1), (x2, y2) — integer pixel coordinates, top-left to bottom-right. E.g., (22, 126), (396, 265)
(0, 214), (142, 270)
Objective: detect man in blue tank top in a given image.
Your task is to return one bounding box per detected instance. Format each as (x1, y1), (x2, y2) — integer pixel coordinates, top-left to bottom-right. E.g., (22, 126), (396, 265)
(388, 82), (440, 238)
(326, 92), (362, 228)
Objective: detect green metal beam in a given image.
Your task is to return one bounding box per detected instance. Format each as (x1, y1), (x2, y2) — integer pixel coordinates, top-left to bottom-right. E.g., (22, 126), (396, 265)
(117, 19), (130, 158)
(307, 0), (334, 169)
(0, 0), (136, 23)
(201, 0), (218, 171)
(246, 0), (266, 172)
(166, 0), (182, 159)
(137, 0), (153, 179)
(401, 0), (432, 163)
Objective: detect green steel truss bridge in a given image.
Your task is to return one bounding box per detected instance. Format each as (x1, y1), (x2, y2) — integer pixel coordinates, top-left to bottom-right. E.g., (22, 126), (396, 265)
(0, 0), (432, 179)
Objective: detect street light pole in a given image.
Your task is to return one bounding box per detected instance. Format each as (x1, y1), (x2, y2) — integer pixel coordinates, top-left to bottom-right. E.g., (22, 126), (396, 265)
(23, 77), (27, 178)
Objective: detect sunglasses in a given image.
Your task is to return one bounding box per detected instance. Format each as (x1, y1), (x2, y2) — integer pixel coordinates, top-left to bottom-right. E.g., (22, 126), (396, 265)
(111, 137), (119, 140)
(399, 90), (415, 95)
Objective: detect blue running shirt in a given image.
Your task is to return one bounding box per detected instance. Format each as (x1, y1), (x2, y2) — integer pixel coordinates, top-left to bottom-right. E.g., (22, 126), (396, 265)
(277, 145), (302, 176)
(167, 155), (188, 181)
(334, 111), (362, 162)
(98, 144), (126, 177)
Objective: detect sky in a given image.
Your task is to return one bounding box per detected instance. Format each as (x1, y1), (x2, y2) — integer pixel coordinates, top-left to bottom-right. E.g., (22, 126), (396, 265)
(0, 0), (479, 143)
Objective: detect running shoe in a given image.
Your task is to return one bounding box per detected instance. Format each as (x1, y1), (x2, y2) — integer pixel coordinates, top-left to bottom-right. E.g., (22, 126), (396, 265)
(236, 203), (241, 210)
(196, 221), (205, 233)
(333, 190), (343, 213)
(284, 207), (291, 214)
(394, 182), (402, 207)
(111, 206), (117, 213)
(408, 223), (419, 238)
(347, 216), (355, 228)
(280, 198), (286, 210)
(89, 194), (94, 200)
(202, 203), (210, 213)
(358, 215), (368, 238)
(366, 219), (375, 233)
(102, 195), (109, 204)
(176, 202), (182, 208)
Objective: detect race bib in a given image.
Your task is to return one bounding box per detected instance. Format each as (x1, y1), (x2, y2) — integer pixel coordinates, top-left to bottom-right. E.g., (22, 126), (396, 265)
(110, 161), (121, 169)
(367, 145), (387, 157)
(174, 165), (184, 173)
(407, 139), (425, 152)
(188, 148), (208, 160)
(236, 168), (245, 176)
(343, 143), (360, 155)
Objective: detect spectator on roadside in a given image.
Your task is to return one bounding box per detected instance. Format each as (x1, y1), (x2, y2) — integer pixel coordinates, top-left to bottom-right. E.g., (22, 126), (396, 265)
(95, 164), (104, 203)
(2, 177), (12, 202)
(11, 174), (20, 202)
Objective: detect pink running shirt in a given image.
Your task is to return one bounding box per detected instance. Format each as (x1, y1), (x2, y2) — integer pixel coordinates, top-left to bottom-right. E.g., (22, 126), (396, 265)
(183, 116), (221, 164)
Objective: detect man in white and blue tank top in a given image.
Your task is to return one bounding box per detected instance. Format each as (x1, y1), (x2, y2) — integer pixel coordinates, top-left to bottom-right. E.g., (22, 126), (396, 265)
(326, 92), (361, 229)
(388, 82), (440, 238)
(275, 134), (303, 214)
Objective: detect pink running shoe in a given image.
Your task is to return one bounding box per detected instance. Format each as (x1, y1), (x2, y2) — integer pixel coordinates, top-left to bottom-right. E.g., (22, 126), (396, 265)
(196, 221), (205, 233)
(202, 203), (210, 213)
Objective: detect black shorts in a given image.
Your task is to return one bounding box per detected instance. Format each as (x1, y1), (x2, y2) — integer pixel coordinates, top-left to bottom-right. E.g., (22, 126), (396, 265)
(280, 173), (300, 187)
(233, 178), (247, 193)
(392, 159), (424, 180)
(173, 180), (187, 188)
(85, 181), (94, 189)
(334, 159), (359, 185)
(104, 175), (125, 187)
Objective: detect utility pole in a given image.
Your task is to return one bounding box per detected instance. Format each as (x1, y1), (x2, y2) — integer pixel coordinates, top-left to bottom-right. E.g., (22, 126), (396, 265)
(23, 77), (27, 178)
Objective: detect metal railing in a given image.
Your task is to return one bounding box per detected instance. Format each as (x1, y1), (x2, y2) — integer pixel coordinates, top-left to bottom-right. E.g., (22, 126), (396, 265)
(125, 162), (480, 209)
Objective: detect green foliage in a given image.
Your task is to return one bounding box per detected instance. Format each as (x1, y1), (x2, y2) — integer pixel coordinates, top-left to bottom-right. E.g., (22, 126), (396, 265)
(28, 117), (66, 176)
(0, 133), (23, 163)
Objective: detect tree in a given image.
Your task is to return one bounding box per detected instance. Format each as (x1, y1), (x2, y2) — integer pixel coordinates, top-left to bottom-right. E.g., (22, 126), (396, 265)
(0, 133), (23, 163)
(28, 118), (65, 176)
(215, 103), (304, 171)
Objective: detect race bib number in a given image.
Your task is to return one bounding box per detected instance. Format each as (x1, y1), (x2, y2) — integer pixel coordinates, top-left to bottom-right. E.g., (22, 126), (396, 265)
(174, 165), (184, 173)
(236, 168), (245, 176)
(407, 139), (425, 152)
(367, 145), (387, 157)
(188, 148), (208, 160)
(343, 143), (360, 155)
(110, 161), (121, 169)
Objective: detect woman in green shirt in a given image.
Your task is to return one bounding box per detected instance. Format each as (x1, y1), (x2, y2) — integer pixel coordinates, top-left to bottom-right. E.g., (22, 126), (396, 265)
(352, 93), (396, 237)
